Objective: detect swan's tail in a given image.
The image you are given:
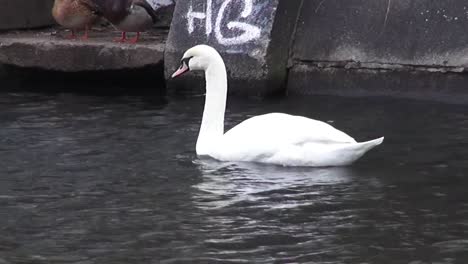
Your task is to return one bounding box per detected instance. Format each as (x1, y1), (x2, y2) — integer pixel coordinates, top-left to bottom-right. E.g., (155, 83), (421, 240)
(329, 137), (384, 166)
(360, 137), (384, 150)
(295, 137), (384, 167)
(352, 137), (384, 160)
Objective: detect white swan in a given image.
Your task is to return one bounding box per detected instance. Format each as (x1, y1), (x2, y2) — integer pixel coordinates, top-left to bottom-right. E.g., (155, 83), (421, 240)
(172, 45), (384, 167)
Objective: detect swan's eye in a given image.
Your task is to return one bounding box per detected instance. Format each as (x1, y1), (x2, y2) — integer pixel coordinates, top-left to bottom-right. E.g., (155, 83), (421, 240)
(180, 56), (194, 69)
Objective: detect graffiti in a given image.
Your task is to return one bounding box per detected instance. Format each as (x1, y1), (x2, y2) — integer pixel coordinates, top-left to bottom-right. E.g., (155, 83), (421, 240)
(187, 0), (262, 46)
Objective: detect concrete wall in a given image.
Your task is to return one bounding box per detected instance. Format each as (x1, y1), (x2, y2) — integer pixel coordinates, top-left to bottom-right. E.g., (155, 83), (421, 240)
(164, 0), (468, 101)
(288, 0), (468, 101)
(0, 0), (55, 30)
(292, 0), (468, 68)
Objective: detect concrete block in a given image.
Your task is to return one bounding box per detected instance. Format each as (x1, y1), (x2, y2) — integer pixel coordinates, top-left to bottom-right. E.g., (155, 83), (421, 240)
(287, 0), (468, 101)
(292, 0), (468, 68)
(0, 0), (55, 30)
(164, 0), (301, 96)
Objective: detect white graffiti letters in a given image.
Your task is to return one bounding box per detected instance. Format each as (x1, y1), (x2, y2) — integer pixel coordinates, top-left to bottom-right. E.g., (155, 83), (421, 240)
(187, 0), (213, 34)
(187, 3), (207, 34)
(186, 0), (261, 46)
(215, 0), (261, 45)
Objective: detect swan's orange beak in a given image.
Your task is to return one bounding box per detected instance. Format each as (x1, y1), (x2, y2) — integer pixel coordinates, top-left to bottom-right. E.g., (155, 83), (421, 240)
(171, 63), (189, 78)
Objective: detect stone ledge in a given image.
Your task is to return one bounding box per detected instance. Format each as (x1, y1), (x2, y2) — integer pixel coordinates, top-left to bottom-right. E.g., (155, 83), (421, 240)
(288, 62), (468, 104)
(0, 28), (168, 72)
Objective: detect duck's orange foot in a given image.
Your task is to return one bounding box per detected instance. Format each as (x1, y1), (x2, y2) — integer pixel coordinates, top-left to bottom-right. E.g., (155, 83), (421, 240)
(66, 30), (77, 40)
(127, 32), (141, 44)
(114, 32), (127, 43)
(79, 27), (91, 41)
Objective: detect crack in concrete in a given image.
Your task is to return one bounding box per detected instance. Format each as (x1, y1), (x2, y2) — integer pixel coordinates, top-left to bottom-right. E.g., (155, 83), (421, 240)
(315, 0), (326, 13)
(294, 60), (466, 74)
(381, 0), (392, 35)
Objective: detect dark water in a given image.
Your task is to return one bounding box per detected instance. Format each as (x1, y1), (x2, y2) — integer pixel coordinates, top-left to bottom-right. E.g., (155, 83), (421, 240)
(1, 93), (468, 264)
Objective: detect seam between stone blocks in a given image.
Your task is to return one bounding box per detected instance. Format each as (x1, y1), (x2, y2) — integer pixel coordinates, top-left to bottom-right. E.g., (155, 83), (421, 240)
(292, 59), (467, 74)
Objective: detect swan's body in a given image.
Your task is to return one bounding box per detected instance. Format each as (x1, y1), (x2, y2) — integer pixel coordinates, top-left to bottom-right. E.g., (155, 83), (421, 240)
(207, 113), (383, 167)
(172, 45), (384, 167)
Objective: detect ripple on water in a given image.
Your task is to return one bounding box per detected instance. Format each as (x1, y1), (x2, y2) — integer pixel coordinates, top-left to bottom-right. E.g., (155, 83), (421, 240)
(432, 240), (468, 253)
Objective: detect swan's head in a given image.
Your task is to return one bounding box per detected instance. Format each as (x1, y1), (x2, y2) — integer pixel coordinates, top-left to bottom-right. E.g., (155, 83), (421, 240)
(171, 45), (223, 78)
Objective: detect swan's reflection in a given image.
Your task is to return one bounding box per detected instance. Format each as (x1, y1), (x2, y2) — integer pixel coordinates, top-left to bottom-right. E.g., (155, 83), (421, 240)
(192, 158), (357, 210)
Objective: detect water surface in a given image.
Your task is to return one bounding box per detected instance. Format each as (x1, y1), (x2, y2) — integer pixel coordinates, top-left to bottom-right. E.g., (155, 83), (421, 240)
(1, 93), (467, 263)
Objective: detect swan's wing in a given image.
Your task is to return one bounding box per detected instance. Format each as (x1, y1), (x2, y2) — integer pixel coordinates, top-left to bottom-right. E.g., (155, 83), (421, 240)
(218, 113), (356, 161)
(224, 113), (356, 145)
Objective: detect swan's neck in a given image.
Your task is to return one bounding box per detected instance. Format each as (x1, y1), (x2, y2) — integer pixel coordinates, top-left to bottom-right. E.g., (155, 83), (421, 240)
(196, 61), (228, 155)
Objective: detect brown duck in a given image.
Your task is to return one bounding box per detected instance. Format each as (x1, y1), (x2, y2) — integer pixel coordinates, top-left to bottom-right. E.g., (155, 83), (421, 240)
(52, 0), (102, 40)
(100, 0), (157, 43)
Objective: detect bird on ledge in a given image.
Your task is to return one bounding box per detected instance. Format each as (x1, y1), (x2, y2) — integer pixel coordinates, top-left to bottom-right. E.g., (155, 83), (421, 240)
(52, 0), (102, 40)
(99, 0), (158, 43)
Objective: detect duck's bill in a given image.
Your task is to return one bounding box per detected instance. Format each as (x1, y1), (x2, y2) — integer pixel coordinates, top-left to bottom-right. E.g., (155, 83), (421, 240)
(171, 64), (189, 78)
